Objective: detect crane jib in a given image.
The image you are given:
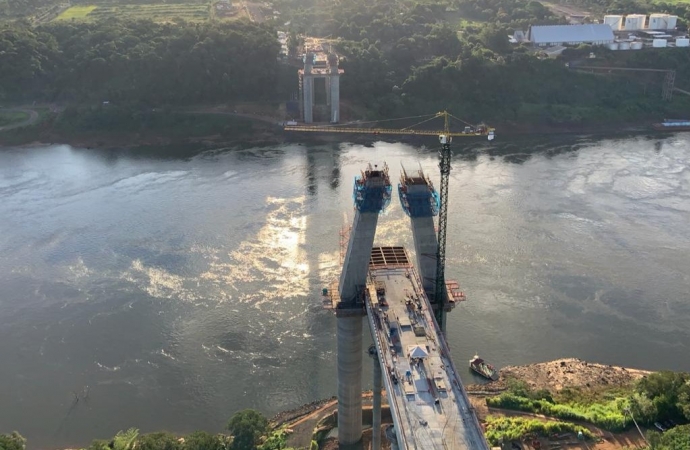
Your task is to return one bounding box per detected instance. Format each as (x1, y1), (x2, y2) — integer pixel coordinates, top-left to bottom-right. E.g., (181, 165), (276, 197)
(284, 126), (495, 139)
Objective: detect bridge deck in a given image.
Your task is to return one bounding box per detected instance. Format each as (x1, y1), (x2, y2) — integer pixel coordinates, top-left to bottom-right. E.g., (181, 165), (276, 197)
(365, 248), (489, 450)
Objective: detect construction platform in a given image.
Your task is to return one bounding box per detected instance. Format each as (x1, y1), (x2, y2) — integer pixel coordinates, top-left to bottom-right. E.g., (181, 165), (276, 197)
(364, 246), (488, 450)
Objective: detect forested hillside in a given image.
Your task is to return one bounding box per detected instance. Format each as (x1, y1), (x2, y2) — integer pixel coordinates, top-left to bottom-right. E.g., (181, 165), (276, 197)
(0, 20), (284, 104)
(0, 0), (54, 18)
(1, 0), (689, 127)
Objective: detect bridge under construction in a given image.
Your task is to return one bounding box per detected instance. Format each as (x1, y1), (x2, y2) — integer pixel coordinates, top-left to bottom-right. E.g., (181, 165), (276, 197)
(326, 164), (490, 450)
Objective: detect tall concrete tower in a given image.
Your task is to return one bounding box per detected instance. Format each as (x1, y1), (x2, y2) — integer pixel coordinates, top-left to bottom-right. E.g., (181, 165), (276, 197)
(328, 53), (340, 123)
(300, 52), (315, 124)
(399, 166), (463, 331)
(336, 164), (391, 446)
(298, 49), (342, 123)
(398, 167), (440, 301)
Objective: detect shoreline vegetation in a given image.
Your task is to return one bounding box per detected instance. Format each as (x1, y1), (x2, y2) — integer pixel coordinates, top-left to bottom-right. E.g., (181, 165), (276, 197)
(0, 104), (683, 151)
(4, 358), (688, 450)
(1, 0), (689, 152)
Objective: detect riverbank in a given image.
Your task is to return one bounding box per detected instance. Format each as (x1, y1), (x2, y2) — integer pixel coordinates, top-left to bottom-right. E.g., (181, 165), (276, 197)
(466, 357), (651, 395)
(0, 105), (679, 150)
(273, 357), (658, 449)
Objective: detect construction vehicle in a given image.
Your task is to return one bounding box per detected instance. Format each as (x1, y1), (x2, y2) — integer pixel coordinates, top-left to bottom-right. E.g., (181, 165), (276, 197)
(284, 111), (494, 330)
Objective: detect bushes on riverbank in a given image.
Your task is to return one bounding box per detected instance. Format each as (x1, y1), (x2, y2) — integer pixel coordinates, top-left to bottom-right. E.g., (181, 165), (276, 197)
(484, 416), (594, 445)
(0, 432), (25, 450)
(486, 392), (629, 431)
(487, 371), (690, 432)
(647, 424), (690, 450)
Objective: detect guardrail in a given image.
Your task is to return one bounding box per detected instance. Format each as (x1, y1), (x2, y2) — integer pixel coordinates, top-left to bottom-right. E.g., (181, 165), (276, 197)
(365, 297), (411, 450)
(430, 312), (491, 450)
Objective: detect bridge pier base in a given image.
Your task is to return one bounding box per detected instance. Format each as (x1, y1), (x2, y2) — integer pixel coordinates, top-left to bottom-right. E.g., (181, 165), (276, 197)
(370, 346), (382, 450)
(337, 315), (363, 447)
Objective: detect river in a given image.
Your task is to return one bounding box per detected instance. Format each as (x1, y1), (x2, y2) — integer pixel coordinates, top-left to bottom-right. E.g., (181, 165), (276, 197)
(0, 134), (689, 448)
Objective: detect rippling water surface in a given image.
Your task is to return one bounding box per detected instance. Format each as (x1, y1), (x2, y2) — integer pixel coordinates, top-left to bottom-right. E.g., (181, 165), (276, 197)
(0, 134), (689, 448)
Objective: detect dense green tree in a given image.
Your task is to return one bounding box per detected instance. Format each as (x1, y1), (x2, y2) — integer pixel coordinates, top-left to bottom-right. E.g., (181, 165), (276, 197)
(184, 431), (223, 450)
(113, 428), (139, 450)
(0, 20), (280, 105)
(137, 432), (182, 450)
(227, 410), (269, 450)
(479, 25), (511, 54)
(647, 424), (690, 450)
(0, 432), (25, 450)
(629, 392), (658, 425)
(637, 371), (690, 421)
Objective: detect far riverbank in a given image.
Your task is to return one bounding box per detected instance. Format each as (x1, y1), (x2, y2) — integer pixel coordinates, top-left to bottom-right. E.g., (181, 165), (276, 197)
(0, 106), (679, 150)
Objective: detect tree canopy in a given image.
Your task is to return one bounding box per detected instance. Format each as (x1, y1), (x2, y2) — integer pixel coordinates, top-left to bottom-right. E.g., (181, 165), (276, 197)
(647, 424), (690, 450)
(227, 409), (269, 450)
(634, 371), (690, 423)
(1, 0), (689, 128)
(0, 20), (280, 105)
(0, 432), (25, 450)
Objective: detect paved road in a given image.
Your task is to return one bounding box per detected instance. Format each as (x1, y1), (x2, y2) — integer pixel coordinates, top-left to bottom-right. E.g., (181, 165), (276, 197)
(0, 108), (39, 132)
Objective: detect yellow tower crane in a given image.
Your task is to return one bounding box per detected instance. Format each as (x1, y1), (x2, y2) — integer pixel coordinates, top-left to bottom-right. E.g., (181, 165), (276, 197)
(284, 111), (494, 331)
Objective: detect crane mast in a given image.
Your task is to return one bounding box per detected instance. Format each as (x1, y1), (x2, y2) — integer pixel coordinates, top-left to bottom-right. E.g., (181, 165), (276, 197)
(434, 113), (452, 330)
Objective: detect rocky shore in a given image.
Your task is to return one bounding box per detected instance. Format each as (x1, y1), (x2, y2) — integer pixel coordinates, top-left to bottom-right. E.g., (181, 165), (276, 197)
(269, 396), (337, 428)
(467, 357), (651, 394)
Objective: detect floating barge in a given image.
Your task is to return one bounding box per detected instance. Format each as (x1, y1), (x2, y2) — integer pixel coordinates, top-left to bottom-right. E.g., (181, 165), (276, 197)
(469, 354), (499, 381)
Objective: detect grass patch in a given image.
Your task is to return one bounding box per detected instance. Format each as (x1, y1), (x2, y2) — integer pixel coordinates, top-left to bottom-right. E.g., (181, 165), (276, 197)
(0, 111), (30, 127)
(54, 5), (98, 20)
(52, 4), (209, 23)
(442, 11), (486, 29)
(87, 4), (210, 22)
(486, 380), (632, 431)
(485, 416), (594, 446)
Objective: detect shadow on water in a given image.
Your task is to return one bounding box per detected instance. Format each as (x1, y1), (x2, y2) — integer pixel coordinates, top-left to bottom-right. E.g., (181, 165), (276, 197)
(331, 151), (341, 190)
(303, 147), (341, 402)
(54, 388), (90, 439)
(305, 145), (342, 196)
(307, 150), (317, 196)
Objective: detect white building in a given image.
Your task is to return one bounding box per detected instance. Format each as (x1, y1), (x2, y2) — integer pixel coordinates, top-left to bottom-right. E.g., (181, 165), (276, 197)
(649, 14), (678, 30)
(529, 24), (615, 47)
(625, 14), (646, 30)
(604, 15), (624, 31)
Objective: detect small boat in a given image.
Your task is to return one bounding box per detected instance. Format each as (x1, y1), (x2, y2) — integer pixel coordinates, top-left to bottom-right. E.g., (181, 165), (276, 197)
(469, 354), (498, 381)
(653, 119), (690, 131)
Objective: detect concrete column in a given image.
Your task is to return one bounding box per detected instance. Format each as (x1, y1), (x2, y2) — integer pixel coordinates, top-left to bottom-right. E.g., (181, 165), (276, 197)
(326, 76), (332, 106)
(303, 75), (314, 123)
(305, 76), (314, 123)
(410, 214), (438, 301)
(372, 353), (382, 450)
(330, 75), (340, 123)
(339, 209), (379, 303)
(337, 316), (363, 446)
(299, 75), (304, 121)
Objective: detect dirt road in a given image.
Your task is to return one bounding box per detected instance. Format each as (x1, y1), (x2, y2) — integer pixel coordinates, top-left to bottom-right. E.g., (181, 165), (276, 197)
(542, 1), (592, 19)
(0, 108), (39, 132)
